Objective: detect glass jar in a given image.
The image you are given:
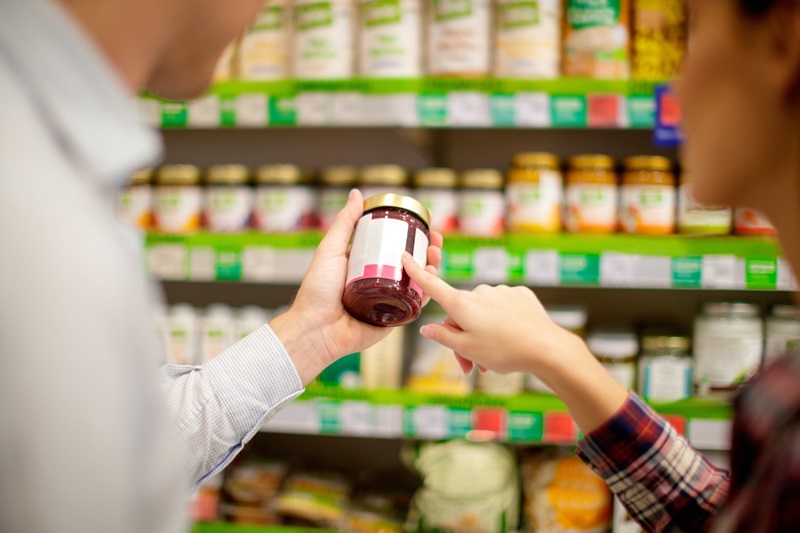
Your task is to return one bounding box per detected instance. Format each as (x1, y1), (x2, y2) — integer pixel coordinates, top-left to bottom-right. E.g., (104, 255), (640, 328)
(204, 165), (254, 233)
(427, 0), (492, 77)
(117, 168), (153, 230)
(565, 154), (618, 234)
(200, 304), (236, 364)
(458, 169), (506, 237)
(620, 156), (676, 235)
(360, 164), (410, 198)
(494, 0), (561, 79)
(765, 304), (800, 362)
(506, 152), (563, 234)
(254, 165), (317, 232)
(734, 208), (777, 236)
(637, 331), (692, 402)
(414, 168), (459, 235)
(528, 305), (589, 394)
(238, 1), (291, 80)
(476, 370), (526, 396)
(694, 302), (764, 397)
(358, 0), (422, 78)
(343, 194), (431, 326)
(154, 165), (203, 234)
(293, 0), (356, 80)
(319, 166), (358, 232)
(563, 0), (631, 79)
(677, 173), (732, 235)
(588, 330), (639, 390)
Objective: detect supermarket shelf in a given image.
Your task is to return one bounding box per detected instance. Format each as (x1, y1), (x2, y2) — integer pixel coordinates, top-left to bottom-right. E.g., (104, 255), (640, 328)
(145, 232), (794, 291)
(262, 385), (734, 451)
(194, 524), (333, 533)
(138, 79), (661, 129)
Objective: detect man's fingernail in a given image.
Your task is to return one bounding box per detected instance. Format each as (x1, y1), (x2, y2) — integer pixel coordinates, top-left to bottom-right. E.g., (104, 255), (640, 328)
(419, 325), (431, 338)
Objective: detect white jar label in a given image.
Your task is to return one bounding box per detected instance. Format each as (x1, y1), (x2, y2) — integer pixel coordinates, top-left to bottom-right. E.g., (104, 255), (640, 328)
(254, 186), (317, 232)
(205, 187), (254, 232)
(154, 187), (202, 234)
(459, 190), (506, 237)
(641, 358), (692, 402)
(239, 4), (291, 80)
(603, 362), (636, 390)
(417, 188), (459, 234)
(765, 330), (800, 362)
(494, 0), (561, 78)
(428, 0), (491, 76)
(694, 336), (762, 388)
(294, 0), (355, 79)
(117, 186), (152, 230)
(566, 183), (617, 232)
(319, 187), (351, 231)
(360, 0), (422, 77)
(620, 184), (676, 234)
(507, 172), (562, 232)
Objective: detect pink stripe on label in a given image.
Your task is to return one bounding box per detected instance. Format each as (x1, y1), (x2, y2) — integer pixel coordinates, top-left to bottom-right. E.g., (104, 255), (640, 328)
(411, 281), (424, 300)
(364, 264), (400, 280)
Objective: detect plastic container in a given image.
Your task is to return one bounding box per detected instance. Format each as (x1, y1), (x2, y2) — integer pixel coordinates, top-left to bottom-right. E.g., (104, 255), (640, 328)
(293, 0), (356, 79)
(506, 152), (563, 234)
(694, 302), (763, 397)
(200, 304), (236, 364)
(343, 194), (430, 326)
(563, 0), (631, 79)
(204, 165), (254, 233)
(319, 166), (358, 231)
(459, 169), (506, 237)
(358, 0), (422, 78)
(765, 304), (800, 362)
(632, 0), (688, 80)
(620, 156), (676, 235)
(154, 165), (203, 234)
(253, 165), (317, 232)
(677, 174), (732, 235)
(359, 164), (410, 198)
(117, 168), (153, 230)
(414, 168), (459, 235)
(238, 1), (291, 80)
(734, 208), (777, 236)
(637, 331), (692, 402)
(494, 0), (561, 78)
(427, 0), (492, 77)
(588, 330), (639, 390)
(565, 154), (618, 234)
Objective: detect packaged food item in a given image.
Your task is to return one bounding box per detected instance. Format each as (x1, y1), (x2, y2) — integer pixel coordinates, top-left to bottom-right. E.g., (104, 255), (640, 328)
(154, 165), (203, 234)
(191, 474), (223, 522)
(494, 0), (561, 78)
(319, 166), (359, 231)
(427, 0), (492, 77)
(521, 450), (612, 533)
(459, 169), (506, 237)
(344, 194), (430, 326)
(359, 0), (422, 77)
(476, 370), (526, 396)
(321, 352), (363, 388)
(529, 306), (589, 393)
(117, 168), (153, 230)
(734, 208), (777, 236)
(200, 304), (236, 364)
(204, 164), (254, 233)
(507, 152), (563, 234)
(632, 0), (688, 80)
(219, 504), (280, 525)
(587, 329), (639, 390)
(345, 495), (404, 533)
(565, 154), (618, 233)
(414, 168), (459, 235)
(620, 156), (676, 235)
(361, 327), (405, 388)
(563, 0), (631, 79)
(637, 331), (692, 402)
(677, 174), (732, 235)
(214, 42), (237, 83)
(408, 305), (473, 395)
(236, 306), (272, 340)
(360, 165), (411, 198)
(254, 164), (317, 232)
(694, 302), (764, 397)
(224, 459), (288, 504)
(276, 471), (351, 527)
(765, 304), (800, 362)
(239, 1), (291, 80)
(293, 0), (356, 79)
(162, 303), (199, 365)
(406, 441), (519, 533)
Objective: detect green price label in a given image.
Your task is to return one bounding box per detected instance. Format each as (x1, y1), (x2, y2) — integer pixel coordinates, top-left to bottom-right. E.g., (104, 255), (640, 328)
(566, 0), (621, 29)
(296, 2), (334, 31)
(254, 5), (285, 31)
(363, 0), (402, 27)
(434, 0), (473, 22)
(499, 1), (539, 30)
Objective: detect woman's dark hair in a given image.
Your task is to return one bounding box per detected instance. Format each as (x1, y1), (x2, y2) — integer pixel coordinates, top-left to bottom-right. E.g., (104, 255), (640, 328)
(740, 0), (781, 16)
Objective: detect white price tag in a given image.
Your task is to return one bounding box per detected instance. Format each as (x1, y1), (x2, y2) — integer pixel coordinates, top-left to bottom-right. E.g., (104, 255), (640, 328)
(447, 92), (491, 127)
(360, 95), (392, 126)
(272, 249), (315, 283)
(235, 94), (268, 127)
(241, 246), (277, 282)
(600, 253), (634, 287)
(702, 255), (741, 289)
(515, 92), (551, 127)
(264, 402), (319, 434)
(189, 247), (216, 281)
(688, 419), (732, 451)
(332, 92), (363, 125)
(778, 258), (799, 291)
(634, 256), (672, 288)
(391, 94), (419, 126)
(136, 98), (161, 127)
(297, 92), (332, 125)
(473, 247), (509, 284)
(147, 244), (187, 280)
(413, 405), (448, 440)
(525, 250), (559, 286)
(374, 405), (403, 437)
(339, 401), (373, 436)
(187, 95), (220, 128)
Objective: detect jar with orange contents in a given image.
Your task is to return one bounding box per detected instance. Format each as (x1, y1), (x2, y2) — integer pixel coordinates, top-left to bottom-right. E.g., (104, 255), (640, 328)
(620, 156), (677, 235)
(565, 154), (618, 234)
(506, 152), (563, 234)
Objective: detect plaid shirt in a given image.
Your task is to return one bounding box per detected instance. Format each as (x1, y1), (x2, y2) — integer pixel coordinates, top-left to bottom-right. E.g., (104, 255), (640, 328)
(576, 353), (800, 533)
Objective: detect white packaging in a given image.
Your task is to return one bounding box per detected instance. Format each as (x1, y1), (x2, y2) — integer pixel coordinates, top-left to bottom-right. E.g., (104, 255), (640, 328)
(588, 330), (639, 390)
(476, 371), (526, 396)
(494, 0), (561, 78)
(359, 0), (422, 77)
(427, 0), (492, 76)
(417, 188), (459, 234)
(253, 185), (317, 232)
(639, 356), (693, 402)
(164, 304), (200, 366)
(361, 326), (406, 389)
(204, 186), (254, 232)
(459, 190), (506, 237)
(565, 183), (618, 233)
(765, 305), (800, 362)
(620, 184), (676, 234)
(236, 306), (272, 340)
(239, 2), (291, 80)
(319, 187), (351, 231)
(154, 186), (203, 234)
(200, 304), (236, 364)
(293, 0), (356, 79)
(117, 185), (152, 230)
(506, 171), (563, 233)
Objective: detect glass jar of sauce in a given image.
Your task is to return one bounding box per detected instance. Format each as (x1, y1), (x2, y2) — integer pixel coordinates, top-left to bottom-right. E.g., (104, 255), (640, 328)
(587, 329), (639, 390)
(620, 156), (676, 235)
(459, 169), (506, 237)
(254, 164), (317, 232)
(204, 164), (254, 233)
(117, 168), (153, 230)
(319, 166), (358, 232)
(506, 152), (563, 234)
(565, 154), (618, 234)
(360, 164), (410, 198)
(677, 173), (732, 235)
(154, 165), (203, 234)
(414, 168), (459, 235)
(637, 331), (692, 402)
(343, 193), (431, 327)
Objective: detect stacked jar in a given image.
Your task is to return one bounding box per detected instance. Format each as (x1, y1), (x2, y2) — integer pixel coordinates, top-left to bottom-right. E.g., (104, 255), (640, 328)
(253, 164), (317, 232)
(153, 165), (203, 235)
(358, 0), (422, 78)
(677, 173), (732, 235)
(564, 155), (618, 233)
(506, 152), (563, 234)
(637, 331), (693, 402)
(118, 168), (153, 231)
(765, 305), (800, 362)
(204, 164), (254, 233)
(414, 168), (459, 235)
(620, 156), (676, 235)
(588, 330), (639, 390)
(494, 0), (561, 79)
(319, 166), (358, 232)
(459, 169), (506, 237)
(293, 0), (356, 80)
(360, 164), (410, 198)
(427, 0), (492, 77)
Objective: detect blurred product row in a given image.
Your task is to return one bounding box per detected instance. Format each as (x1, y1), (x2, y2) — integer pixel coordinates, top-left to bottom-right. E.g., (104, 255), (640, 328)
(119, 156), (776, 237)
(219, 0), (685, 82)
(157, 300), (800, 402)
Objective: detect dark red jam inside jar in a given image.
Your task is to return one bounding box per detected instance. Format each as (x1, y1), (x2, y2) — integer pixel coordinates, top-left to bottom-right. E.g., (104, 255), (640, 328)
(343, 194), (431, 327)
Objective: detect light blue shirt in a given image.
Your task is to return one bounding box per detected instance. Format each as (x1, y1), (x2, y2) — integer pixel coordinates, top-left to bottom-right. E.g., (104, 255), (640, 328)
(0, 1), (304, 531)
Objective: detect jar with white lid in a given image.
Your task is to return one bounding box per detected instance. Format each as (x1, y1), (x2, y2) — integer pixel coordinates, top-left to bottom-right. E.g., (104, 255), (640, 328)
(493, 0), (561, 79)
(204, 165), (254, 233)
(427, 0), (492, 77)
(117, 169), (153, 230)
(319, 166), (359, 232)
(414, 168), (459, 235)
(254, 165), (317, 232)
(358, 0), (422, 77)
(694, 302), (764, 397)
(459, 169), (506, 237)
(238, 1), (291, 80)
(588, 330), (639, 390)
(293, 0), (356, 79)
(765, 304), (800, 362)
(154, 165), (203, 234)
(359, 164), (410, 198)
(528, 305), (589, 394)
(638, 332), (692, 402)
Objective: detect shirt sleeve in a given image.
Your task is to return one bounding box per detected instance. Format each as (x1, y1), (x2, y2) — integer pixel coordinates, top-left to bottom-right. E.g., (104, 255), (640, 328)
(576, 392), (731, 533)
(159, 325), (304, 488)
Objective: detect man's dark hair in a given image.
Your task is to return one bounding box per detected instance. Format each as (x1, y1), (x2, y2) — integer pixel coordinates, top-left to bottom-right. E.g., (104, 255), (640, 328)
(740, 0), (781, 16)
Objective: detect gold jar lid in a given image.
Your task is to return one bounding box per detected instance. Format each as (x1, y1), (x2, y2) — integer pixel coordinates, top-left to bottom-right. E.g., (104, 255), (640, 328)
(256, 164), (312, 185)
(321, 166), (358, 186)
(624, 155), (673, 172)
(130, 168), (153, 186)
(461, 169), (504, 190)
(641, 333), (691, 352)
(157, 165), (201, 186)
(569, 154), (615, 170)
(363, 193), (431, 228)
(207, 164), (251, 185)
(414, 168), (457, 189)
(512, 152), (560, 169)
(360, 165), (408, 187)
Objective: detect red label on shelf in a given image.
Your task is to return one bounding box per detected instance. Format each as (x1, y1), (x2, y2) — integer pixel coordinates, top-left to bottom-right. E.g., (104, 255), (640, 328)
(471, 408), (508, 440)
(588, 94), (622, 127)
(663, 415), (687, 437)
(543, 412), (578, 443)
